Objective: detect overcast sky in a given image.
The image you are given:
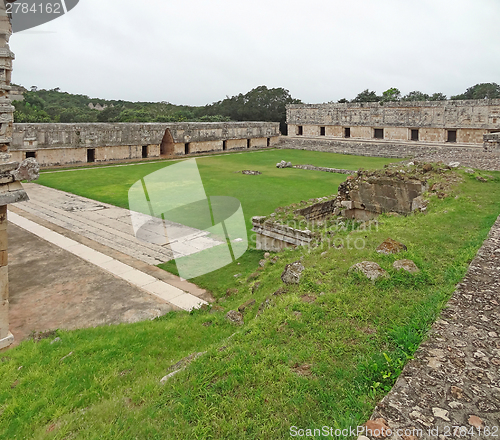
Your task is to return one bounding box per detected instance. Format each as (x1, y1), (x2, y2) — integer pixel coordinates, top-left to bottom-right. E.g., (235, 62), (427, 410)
(10, 0), (500, 105)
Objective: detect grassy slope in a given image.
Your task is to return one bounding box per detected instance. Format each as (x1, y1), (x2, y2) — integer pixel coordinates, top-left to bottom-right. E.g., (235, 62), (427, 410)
(2, 153), (499, 438)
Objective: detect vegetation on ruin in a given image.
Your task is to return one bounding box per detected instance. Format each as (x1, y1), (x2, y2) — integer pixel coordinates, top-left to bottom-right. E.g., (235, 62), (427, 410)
(2, 152), (500, 439)
(336, 82), (500, 103)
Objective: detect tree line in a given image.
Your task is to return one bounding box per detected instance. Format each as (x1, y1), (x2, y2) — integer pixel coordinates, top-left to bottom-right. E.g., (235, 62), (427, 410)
(339, 82), (500, 103)
(12, 85), (299, 133)
(12, 83), (500, 135)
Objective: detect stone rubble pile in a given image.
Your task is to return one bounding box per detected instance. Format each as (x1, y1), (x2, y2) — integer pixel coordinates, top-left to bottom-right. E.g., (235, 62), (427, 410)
(276, 160), (292, 168)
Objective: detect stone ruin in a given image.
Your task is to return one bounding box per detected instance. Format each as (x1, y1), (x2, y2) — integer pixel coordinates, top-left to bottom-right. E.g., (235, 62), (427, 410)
(483, 132), (500, 152)
(252, 162), (452, 251)
(336, 165), (429, 221)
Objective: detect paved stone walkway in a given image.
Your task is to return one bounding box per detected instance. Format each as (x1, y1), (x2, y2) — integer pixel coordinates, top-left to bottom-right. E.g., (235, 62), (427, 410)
(9, 212), (207, 312)
(14, 183), (223, 266)
(7, 223), (175, 346)
(364, 215), (500, 439)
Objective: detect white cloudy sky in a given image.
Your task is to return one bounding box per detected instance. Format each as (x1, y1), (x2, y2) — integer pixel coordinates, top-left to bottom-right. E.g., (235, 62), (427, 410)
(10, 0), (500, 105)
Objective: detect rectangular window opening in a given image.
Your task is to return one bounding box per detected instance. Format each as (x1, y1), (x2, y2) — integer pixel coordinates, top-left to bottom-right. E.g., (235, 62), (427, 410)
(184, 143), (190, 155)
(223, 140), (227, 151)
(344, 127), (351, 138)
(374, 128), (384, 139)
(297, 126), (303, 136)
(87, 148), (95, 163)
(447, 130), (457, 143)
(320, 126), (326, 136)
(247, 139), (251, 149)
(25, 151), (36, 159)
(142, 145), (148, 158)
(411, 129), (419, 141)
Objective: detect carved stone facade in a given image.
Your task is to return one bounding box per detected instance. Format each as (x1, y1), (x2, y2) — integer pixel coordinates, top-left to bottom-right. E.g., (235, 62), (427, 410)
(287, 100), (500, 146)
(483, 132), (500, 152)
(10, 121), (281, 166)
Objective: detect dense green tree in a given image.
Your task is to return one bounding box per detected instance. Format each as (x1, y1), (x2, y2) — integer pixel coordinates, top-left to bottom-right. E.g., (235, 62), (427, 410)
(202, 86), (301, 134)
(429, 92), (447, 101)
(96, 105), (122, 122)
(381, 88), (401, 102)
(402, 91), (430, 101)
(351, 89), (381, 103)
(451, 83), (500, 100)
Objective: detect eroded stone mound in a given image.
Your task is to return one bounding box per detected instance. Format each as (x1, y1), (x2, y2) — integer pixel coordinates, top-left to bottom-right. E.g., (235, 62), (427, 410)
(281, 261), (304, 284)
(393, 259), (420, 274)
(226, 310), (244, 326)
(276, 160), (292, 168)
(349, 261), (389, 281)
(376, 238), (407, 254)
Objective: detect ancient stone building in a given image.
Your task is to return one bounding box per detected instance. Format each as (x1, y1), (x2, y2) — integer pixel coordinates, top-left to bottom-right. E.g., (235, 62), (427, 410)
(287, 100), (500, 146)
(10, 121), (281, 166)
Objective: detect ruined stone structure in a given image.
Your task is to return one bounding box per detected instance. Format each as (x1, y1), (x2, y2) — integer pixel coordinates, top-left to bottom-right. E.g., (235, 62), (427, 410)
(252, 163), (433, 251)
(287, 100), (500, 146)
(483, 132), (500, 152)
(0, 0), (38, 350)
(252, 216), (313, 252)
(10, 121), (281, 166)
(8, 83), (24, 101)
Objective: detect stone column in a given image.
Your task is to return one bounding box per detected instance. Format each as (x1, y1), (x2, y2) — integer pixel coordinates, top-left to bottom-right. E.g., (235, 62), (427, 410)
(0, 0), (32, 350)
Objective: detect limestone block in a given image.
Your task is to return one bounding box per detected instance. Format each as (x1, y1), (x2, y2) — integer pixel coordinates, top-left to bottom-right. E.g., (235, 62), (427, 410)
(0, 229), (6, 251)
(0, 265), (7, 301)
(0, 299), (9, 339)
(0, 331), (13, 349)
(11, 157), (39, 182)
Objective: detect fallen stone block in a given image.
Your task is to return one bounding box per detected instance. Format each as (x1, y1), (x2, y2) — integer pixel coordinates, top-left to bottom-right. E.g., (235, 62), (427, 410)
(226, 310), (244, 325)
(281, 261), (304, 284)
(393, 259), (420, 274)
(349, 261), (389, 281)
(238, 299), (256, 313)
(376, 238), (407, 254)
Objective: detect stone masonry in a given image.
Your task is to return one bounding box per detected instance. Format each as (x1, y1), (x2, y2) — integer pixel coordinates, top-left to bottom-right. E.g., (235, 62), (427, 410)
(10, 121), (281, 166)
(484, 132), (500, 153)
(0, 0), (39, 350)
(287, 100), (500, 145)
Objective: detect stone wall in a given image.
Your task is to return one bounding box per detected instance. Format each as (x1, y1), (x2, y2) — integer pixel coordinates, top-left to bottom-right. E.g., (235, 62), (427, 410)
(251, 216), (313, 252)
(294, 199), (339, 221)
(10, 122), (281, 166)
(287, 100), (500, 145)
(0, 0), (32, 350)
(281, 136), (481, 159)
(484, 132), (500, 152)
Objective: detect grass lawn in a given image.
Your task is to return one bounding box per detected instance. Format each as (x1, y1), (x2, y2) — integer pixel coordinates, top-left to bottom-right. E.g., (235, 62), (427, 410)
(36, 149), (392, 232)
(1, 152), (499, 439)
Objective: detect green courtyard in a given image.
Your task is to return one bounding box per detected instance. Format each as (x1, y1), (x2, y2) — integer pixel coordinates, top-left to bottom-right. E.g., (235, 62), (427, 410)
(1, 150), (499, 439)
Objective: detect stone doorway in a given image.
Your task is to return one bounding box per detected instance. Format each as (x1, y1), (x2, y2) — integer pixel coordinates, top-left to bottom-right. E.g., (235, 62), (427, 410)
(160, 129), (175, 155)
